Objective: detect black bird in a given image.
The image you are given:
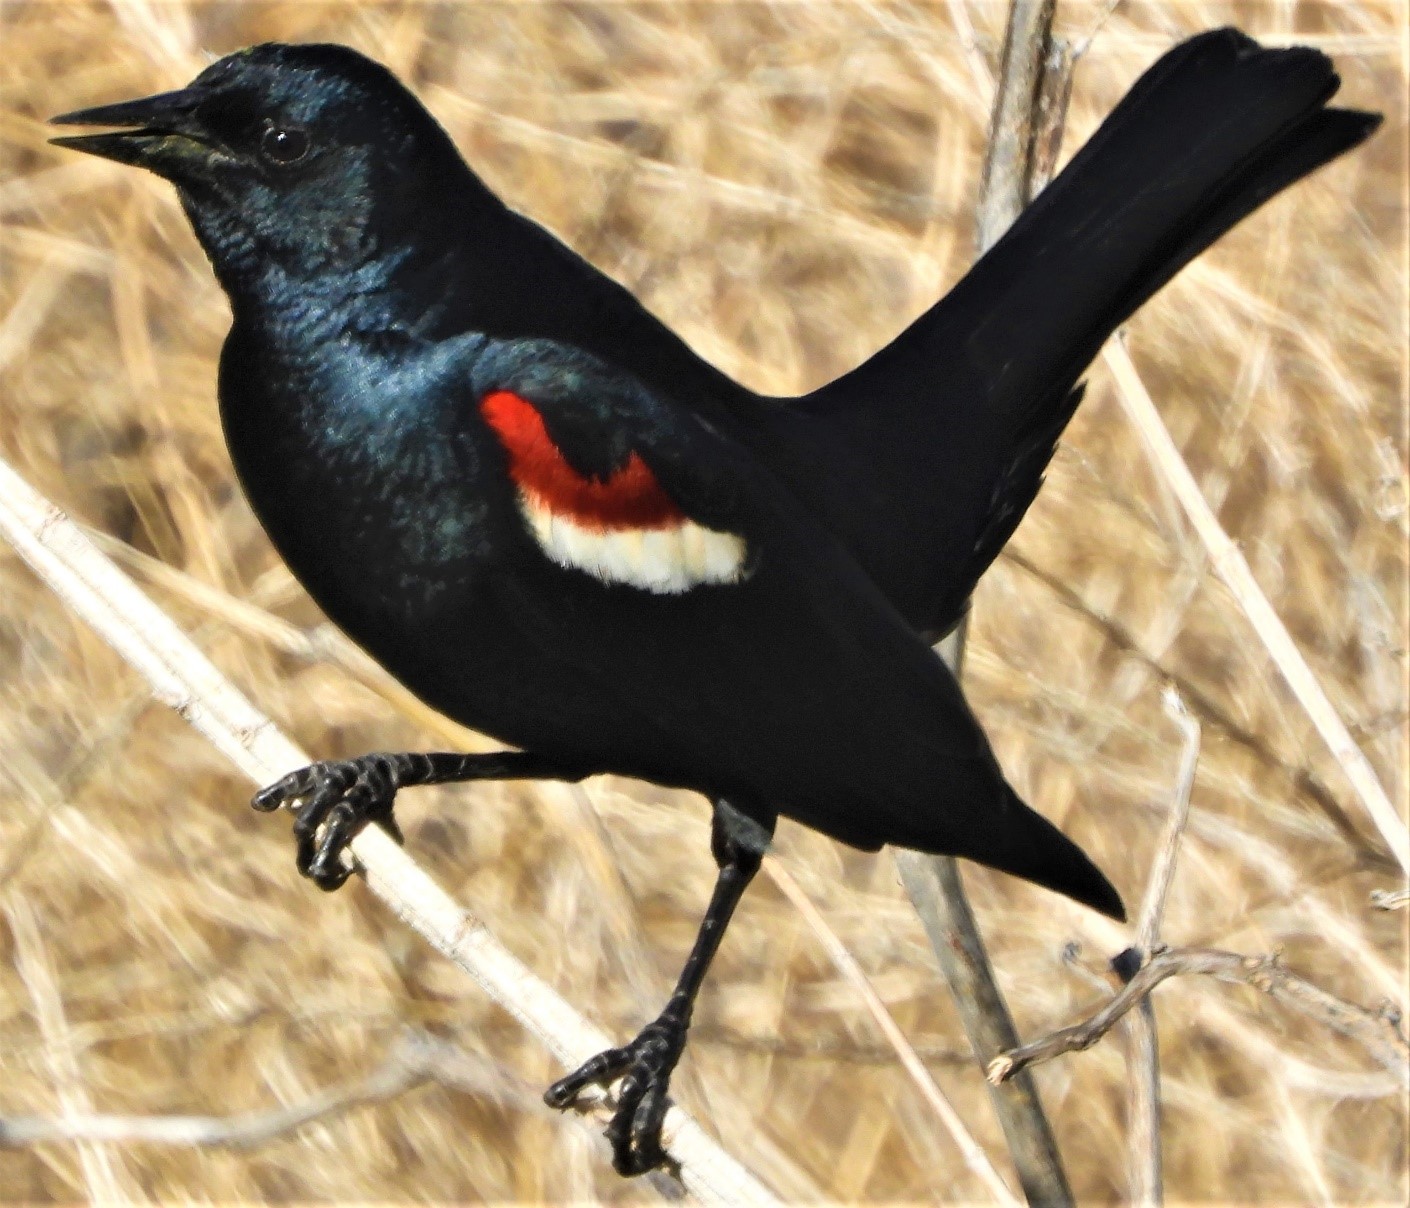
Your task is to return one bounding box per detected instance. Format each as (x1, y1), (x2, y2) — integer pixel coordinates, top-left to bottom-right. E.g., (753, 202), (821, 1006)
(53, 29), (1377, 1175)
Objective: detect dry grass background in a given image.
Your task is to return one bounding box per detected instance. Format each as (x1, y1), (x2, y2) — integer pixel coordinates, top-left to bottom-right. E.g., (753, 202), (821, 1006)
(1, 0), (1406, 1202)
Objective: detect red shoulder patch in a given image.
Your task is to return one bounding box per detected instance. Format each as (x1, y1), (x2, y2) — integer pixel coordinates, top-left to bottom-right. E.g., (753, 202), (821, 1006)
(480, 390), (685, 530)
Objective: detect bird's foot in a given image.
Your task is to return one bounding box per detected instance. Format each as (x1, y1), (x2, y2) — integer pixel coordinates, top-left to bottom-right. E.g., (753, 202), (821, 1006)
(252, 754), (409, 890)
(543, 1007), (689, 1176)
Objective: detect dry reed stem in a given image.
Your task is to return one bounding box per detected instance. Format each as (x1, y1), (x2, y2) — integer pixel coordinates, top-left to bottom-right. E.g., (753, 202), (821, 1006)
(1103, 338), (1409, 875)
(83, 492), (970, 1172)
(4, 893), (138, 1203)
(0, 453), (777, 1207)
(1122, 688), (1201, 1206)
(1, 1030), (542, 1150)
(1123, 998), (1161, 1207)
(987, 946), (1410, 1087)
(1133, 689), (1202, 955)
(898, 5), (1076, 1205)
(976, 0), (1058, 250)
(765, 856), (1021, 1207)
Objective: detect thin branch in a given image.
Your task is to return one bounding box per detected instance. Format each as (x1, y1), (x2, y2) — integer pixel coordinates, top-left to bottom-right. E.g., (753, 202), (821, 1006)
(1120, 688), (1201, 1208)
(1371, 888), (1409, 911)
(1001, 546), (1392, 868)
(766, 858), (1021, 1208)
(0, 454), (777, 1207)
(987, 947), (1410, 1088)
(976, 0), (1059, 250)
(0, 1031), (545, 1148)
(1133, 689), (1201, 954)
(900, 5), (1077, 1206)
(5, 894), (136, 1200)
(1124, 997), (1161, 1208)
(896, 852), (1074, 1204)
(1103, 338), (1409, 875)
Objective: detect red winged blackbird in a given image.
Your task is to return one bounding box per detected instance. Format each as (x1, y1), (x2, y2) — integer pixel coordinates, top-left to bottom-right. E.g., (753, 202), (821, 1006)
(53, 28), (1378, 1175)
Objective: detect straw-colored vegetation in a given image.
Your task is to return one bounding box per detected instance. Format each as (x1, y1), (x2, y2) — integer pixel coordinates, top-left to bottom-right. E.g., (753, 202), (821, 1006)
(1, 0), (1405, 1201)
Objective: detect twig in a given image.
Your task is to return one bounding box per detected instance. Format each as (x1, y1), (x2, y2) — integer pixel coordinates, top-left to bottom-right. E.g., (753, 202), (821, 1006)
(0, 454), (777, 1206)
(895, 853), (1073, 1203)
(766, 858), (1021, 1207)
(5, 894), (137, 1201)
(0, 1031), (546, 1149)
(1120, 688), (1201, 1208)
(1124, 995), (1161, 1208)
(1133, 688), (1201, 954)
(1371, 888), (1409, 911)
(976, 0), (1059, 251)
(1002, 546), (1391, 868)
(1103, 338), (1409, 875)
(899, 4), (1077, 1206)
(83, 512), (1003, 1173)
(986, 947), (1410, 1088)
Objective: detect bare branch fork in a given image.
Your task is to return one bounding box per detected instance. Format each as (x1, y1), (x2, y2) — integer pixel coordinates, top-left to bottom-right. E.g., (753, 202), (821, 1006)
(986, 698), (1407, 1128)
(897, 5), (1078, 1207)
(987, 946), (1410, 1089)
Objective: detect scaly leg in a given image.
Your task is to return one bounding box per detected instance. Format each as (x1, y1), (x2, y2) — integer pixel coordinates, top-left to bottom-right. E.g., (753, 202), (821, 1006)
(253, 750), (592, 889)
(544, 798), (775, 1175)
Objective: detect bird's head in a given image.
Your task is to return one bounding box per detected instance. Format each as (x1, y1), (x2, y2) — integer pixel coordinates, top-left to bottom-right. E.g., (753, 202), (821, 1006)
(51, 44), (471, 287)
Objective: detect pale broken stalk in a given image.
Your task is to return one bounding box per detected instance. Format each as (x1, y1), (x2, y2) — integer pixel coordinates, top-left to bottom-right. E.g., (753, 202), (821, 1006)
(0, 452), (777, 1208)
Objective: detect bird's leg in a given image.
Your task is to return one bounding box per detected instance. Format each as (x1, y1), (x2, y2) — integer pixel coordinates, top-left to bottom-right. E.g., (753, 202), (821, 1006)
(544, 798), (774, 1176)
(252, 751), (591, 890)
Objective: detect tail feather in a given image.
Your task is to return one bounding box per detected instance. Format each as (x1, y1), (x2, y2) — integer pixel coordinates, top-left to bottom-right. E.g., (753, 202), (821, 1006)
(970, 787), (1126, 922)
(774, 29), (1381, 637)
(1112, 106), (1382, 324)
(897, 777), (1125, 920)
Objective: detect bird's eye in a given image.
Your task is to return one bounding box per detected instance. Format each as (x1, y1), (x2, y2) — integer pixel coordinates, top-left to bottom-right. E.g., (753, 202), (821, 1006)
(260, 126), (310, 164)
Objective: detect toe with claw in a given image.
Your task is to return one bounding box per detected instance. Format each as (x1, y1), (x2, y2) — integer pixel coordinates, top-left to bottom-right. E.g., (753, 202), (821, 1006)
(252, 754), (406, 890)
(544, 1007), (689, 1176)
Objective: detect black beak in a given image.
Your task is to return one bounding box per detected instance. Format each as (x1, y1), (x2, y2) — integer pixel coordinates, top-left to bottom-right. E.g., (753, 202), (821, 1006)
(49, 87), (214, 172)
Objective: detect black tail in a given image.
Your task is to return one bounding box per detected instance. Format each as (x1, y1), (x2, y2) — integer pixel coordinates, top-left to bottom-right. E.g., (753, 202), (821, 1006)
(967, 27), (1382, 377)
(783, 29), (1381, 636)
(964, 785), (1125, 921)
(894, 772), (1125, 920)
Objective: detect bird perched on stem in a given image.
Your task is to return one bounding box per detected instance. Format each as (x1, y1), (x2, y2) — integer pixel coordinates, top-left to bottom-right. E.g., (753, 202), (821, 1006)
(53, 28), (1377, 1176)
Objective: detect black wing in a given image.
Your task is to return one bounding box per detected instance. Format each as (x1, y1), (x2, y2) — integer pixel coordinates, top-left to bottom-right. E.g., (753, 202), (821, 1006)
(461, 338), (1123, 919)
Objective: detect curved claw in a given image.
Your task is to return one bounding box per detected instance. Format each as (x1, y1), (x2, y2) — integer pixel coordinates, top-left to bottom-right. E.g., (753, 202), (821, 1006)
(302, 800), (361, 890)
(252, 768), (309, 812)
(544, 1015), (686, 1176)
